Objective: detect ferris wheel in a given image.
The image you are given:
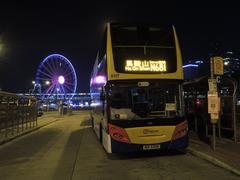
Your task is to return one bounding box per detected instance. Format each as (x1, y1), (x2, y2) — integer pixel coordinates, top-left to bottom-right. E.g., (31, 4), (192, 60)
(35, 54), (77, 100)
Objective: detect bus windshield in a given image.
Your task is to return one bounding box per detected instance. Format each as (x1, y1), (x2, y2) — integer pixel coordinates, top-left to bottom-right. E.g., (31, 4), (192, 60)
(108, 81), (182, 120)
(110, 24), (177, 73)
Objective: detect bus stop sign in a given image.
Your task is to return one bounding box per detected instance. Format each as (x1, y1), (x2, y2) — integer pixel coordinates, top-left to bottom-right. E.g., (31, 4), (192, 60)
(208, 79), (217, 91)
(208, 92), (220, 124)
(208, 95), (220, 114)
(213, 56), (224, 75)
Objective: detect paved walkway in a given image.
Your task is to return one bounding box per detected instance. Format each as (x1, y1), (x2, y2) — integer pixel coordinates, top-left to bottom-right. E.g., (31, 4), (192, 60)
(0, 112), (64, 145)
(188, 130), (240, 176)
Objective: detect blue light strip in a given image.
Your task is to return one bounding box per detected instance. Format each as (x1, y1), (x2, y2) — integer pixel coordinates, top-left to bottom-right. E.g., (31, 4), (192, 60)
(182, 64), (199, 68)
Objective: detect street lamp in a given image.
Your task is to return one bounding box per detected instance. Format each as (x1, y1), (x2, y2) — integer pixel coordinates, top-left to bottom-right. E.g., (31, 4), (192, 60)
(224, 61), (229, 66)
(45, 80), (50, 85)
(29, 80), (36, 94)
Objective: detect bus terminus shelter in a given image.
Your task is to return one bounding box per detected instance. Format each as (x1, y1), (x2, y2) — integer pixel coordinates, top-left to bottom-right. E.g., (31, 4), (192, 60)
(183, 75), (238, 143)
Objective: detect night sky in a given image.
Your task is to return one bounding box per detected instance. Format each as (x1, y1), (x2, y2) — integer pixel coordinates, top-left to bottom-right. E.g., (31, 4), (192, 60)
(0, 1), (239, 93)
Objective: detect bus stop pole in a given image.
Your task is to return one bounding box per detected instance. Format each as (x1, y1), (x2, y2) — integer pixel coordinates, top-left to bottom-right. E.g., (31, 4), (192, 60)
(210, 57), (216, 151)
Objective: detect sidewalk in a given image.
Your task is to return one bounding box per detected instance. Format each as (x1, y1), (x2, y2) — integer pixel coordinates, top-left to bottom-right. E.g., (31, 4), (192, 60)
(188, 130), (240, 176)
(0, 112), (63, 145)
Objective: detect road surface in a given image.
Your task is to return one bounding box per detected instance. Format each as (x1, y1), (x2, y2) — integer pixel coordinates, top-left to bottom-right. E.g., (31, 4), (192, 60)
(0, 111), (238, 180)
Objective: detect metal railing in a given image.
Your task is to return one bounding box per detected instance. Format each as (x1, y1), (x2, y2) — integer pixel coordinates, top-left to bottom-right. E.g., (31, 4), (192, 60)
(0, 91), (37, 141)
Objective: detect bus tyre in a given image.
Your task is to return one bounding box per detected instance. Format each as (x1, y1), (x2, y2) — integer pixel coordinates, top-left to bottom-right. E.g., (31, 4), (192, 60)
(99, 124), (103, 144)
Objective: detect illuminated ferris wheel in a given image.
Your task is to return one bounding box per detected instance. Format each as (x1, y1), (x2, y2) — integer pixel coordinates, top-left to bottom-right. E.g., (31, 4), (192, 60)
(35, 54), (77, 100)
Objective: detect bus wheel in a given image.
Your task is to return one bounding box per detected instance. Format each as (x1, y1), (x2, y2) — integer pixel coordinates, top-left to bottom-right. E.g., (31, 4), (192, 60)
(99, 124), (103, 144)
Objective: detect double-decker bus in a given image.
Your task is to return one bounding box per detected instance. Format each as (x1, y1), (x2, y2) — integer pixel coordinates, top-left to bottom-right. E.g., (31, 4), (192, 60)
(90, 22), (188, 153)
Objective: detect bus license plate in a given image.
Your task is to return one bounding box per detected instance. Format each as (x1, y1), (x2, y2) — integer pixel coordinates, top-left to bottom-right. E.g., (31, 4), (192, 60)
(143, 144), (161, 150)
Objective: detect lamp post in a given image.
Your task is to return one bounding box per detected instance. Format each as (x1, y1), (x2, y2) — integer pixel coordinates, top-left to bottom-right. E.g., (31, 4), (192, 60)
(29, 80), (36, 94)
(41, 80), (51, 111)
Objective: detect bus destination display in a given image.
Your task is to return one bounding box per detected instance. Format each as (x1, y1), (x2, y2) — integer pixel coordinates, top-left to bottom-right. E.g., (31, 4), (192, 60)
(125, 59), (167, 72)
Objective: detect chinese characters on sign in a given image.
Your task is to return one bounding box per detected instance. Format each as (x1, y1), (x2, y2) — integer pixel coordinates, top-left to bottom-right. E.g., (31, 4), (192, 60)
(208, 91), (220, 123)
(208, 95), (220, 114)
(208, 79), (217, 91)
(125, 60), (167, 72)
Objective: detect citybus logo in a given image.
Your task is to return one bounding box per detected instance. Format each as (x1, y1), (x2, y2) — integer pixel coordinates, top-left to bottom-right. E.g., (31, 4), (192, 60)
(143, 129), (159, 134)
